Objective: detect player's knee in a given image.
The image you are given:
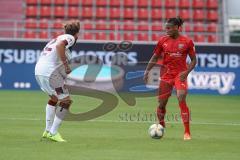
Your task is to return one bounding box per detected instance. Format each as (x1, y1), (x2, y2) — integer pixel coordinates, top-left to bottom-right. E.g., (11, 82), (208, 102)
(48, 95), (58, 106)
(177, 94), (186, 102)
(48, 99), (58, 106)
(158, 99), (168, 109)
(50, 94), (58, 101)
(59, 98), (73, 109)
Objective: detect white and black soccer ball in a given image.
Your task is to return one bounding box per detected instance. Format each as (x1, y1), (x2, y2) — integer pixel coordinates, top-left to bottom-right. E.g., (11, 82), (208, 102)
(148, 124), (164, 139)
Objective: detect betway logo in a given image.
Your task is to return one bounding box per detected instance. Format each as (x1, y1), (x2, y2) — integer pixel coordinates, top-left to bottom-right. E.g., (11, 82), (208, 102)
(188, 71), (236, 94)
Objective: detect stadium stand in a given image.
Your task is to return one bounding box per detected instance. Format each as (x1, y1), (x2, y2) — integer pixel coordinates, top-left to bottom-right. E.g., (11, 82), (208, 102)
(0, 0), (222, 43)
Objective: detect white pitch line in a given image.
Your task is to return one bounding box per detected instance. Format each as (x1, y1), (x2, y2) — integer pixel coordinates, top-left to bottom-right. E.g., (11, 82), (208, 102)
(90, 119), (240, 126)
(0, 117), (240, 126)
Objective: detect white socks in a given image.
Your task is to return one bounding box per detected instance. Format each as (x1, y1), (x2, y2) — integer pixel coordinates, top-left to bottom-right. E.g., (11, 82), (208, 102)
(50, 107), (68, 135)
(45, 104), (56, 132)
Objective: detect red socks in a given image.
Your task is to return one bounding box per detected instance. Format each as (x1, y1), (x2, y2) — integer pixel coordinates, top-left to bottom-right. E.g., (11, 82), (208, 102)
(156, 107), (166, 127)
(179, 101), (190, 134)
(156, 101), (190, 134)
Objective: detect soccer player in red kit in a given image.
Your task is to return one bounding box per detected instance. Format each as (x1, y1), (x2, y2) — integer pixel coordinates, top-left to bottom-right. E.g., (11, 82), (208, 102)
(144, 17), (197, 140)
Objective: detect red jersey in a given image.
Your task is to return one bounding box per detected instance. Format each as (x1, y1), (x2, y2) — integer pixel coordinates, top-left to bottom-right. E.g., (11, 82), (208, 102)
(153, 35), (196, 77)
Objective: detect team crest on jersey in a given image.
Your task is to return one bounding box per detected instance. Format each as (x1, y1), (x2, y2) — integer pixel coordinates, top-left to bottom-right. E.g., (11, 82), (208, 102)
(163, 43), (168, 48)
(178, 43), (185, 49)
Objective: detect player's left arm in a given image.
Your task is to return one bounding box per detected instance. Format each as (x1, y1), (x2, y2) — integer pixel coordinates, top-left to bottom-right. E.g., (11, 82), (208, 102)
(179, 40), (197, 81)
(186, 54), (197, 73)
(56, 35), (75, 74)
(56, 40), (72, 74)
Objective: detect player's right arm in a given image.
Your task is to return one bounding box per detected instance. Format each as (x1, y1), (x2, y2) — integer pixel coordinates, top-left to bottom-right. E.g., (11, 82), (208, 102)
(56, 40), (71, 74)
(143, 39), (163, 83)
(143, 55), (159, 83)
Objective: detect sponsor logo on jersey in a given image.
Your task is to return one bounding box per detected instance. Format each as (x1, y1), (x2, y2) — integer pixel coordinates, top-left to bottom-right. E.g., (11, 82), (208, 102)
(169, 52), (182, 57)
(178, 43), (184, 49)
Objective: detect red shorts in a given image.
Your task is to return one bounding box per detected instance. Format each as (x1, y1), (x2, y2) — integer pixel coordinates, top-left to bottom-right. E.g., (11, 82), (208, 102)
(158, 74), (188, 99)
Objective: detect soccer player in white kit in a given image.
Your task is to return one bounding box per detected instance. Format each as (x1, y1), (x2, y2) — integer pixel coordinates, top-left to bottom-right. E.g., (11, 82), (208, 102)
(35, 21), (80, 142)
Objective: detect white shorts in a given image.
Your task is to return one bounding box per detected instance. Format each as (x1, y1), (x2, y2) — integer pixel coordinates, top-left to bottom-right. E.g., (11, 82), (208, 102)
(35, 73), (69, 100)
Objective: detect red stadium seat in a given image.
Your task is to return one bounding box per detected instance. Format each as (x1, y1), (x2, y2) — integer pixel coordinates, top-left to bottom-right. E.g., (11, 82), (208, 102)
(193, 23), (205, 32)
(39, 31), (48, 39)
(110, 8), (121, 19)
(122, 20), (136, 30)
(165, 0), (177, 8)
(182, 22), (192, 32)
(138, 21), (149, 31)
(124, 8), (135, 19)
(26, 0), (38, 5)
(138, 8), (148, 19)
(96, 20), (109, 30)
(110, 0), (121, 7)
(193, 9), (205, 21)
(138, 0), (148, 7)
(207, 23), (217, 32)
(165, 9), (177, 19)
(40, 6), (51, 17)
(151, 0), (162, 7)
(207, 0), (218, 9)
(179, 0), (190, 8)
(81, 7), (93, 18)
(54, 0), (65, 5)
(208, 35), (217, 42)
(207, 10), (218, 21)
(151, 9), (163, 20)
(24, 31), (37, 39)
(26, 6), (38, 17)
(179, 9), (191, 20)
(124, 32), (135, 41)
(69, 0), (79, 6)
(40, 0), (51, 5)
(109, 32), (121, 40)
(152, 33), (160, 41)
(82, 0), (93, 6)
(39, 19), (48, 29)
(25, 19), (37, 29)
(83, 32), (94, 40)
(124, 0), (135, 7)
(96, 0), (107, 6)
(137, 32), (149, 41)
(192, 0), (205, 8)
(194, 34), (205, 42)
(96, 32), (108, 40)
(152, 21), (163, 31)
(54, 6), (65, 18)
(109, 20), (120, 30)
(53, 20), (62, 29)
(51, 31), (63, 38)
(109, 32), (114, 40)
(68, 6), (78, 18)
(96, 7), (107, 19)
(83, 20), (94, 30)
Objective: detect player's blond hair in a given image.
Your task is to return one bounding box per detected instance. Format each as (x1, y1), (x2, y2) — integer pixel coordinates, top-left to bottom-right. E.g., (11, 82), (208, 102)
(63, 20), (80, 36)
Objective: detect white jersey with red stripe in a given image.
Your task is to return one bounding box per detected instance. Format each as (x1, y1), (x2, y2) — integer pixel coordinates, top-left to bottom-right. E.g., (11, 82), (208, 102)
(35, 34), (75, 77)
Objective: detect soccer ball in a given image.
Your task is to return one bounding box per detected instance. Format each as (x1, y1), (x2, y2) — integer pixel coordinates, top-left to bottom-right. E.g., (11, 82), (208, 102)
(148, 124), (164, 139)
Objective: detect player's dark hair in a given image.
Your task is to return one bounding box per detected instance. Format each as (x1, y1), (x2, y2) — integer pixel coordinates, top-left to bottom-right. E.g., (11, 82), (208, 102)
(64, 21), (80, 36)
(166, 17), (184, 28)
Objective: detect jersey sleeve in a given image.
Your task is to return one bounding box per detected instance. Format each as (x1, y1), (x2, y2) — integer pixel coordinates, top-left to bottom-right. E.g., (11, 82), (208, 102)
(153, 39), (163, 57)
(58, 34), (75, 49)
(188, 39), (196, 57)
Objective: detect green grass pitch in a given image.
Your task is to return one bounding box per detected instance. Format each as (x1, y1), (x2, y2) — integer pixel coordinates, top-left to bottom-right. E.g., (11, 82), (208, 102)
(0, 91), (239, 160)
